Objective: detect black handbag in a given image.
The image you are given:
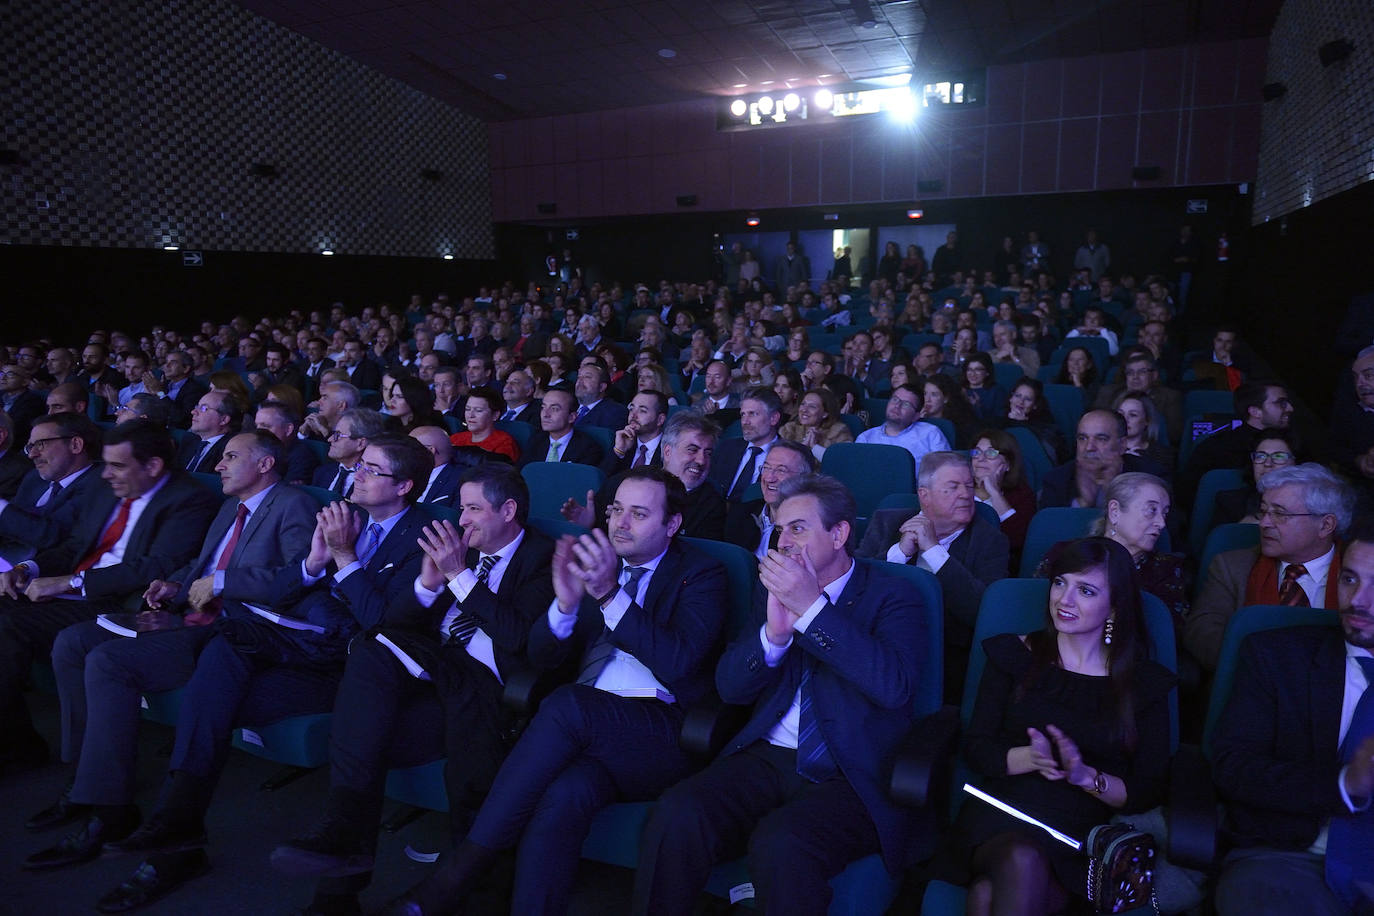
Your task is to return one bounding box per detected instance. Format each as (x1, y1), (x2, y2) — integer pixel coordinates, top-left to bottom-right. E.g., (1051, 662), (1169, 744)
(1085, 823), (1160, 914)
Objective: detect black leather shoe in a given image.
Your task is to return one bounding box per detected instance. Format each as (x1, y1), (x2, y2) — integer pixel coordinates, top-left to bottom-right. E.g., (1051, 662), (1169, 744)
(26, 783), (89, 831)
(94, 849), (211, 913)
(103, 814), (206, 855)
(23, 808), (140, 870)
(271, 829), (374, 877)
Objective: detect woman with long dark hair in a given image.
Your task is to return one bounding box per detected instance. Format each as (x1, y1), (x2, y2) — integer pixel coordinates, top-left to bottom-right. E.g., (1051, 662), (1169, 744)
(954, 537), (1174, 916)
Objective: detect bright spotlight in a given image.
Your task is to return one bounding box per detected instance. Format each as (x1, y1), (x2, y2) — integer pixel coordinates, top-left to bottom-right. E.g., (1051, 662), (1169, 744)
(757, 95), (774, 115)
(442, 254), (454, 260)
(321, 249), (335, 256)
(730, 98), (747, 118)
(745, 216), (761, 227)
(783, 92), (800, 112)
(889, 89), (917, 123)
(814, 88), (834, 111)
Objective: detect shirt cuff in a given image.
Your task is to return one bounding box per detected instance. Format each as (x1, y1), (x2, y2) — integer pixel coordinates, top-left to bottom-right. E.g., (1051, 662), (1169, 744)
(759, 624), (791, 665)
(446, 567), (478, 603)
(300, 559), (326, 586)
(921, 544), (951, 574)
(414, 577), (444, 608)
(546, 599), (578, 639)
(599, 587), (633, 630)
(998, 506), (1017, 522)
(885, 541), (914, 564)
(332, 560), (363, 584)
(0, 497), (9, 514)
(1339, 765), (1373, 813)
(793, 593), (828, 632)
(212, 570), (225, 596)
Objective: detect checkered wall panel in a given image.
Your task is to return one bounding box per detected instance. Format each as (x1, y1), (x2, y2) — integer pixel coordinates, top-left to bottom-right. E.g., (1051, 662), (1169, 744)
(1, 0), (494, 258)
(1254, 0), (1374, 223)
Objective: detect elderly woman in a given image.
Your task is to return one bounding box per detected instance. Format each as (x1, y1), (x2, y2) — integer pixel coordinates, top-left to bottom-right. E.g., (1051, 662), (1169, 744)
(1090, 472), (1189, 622)
(1112, 391), (1174, 469)
(954, 537), (1175, 916)
(779, 388), (854, 460)
(970, 428), (1037, 554)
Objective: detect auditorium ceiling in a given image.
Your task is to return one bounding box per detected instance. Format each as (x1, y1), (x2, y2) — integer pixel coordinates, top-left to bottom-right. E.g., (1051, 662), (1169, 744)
(233, 0), (1282, 120)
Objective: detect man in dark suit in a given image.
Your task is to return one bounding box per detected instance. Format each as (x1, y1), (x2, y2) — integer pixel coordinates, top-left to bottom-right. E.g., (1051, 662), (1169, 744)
(262, 343), (306, 395)
(1209, 526), (1374, 915)
(0, 420), (220, 773)
(310, 408), (387, 499)
(78, 342), (125, 399)
(520, 387), (604, 468)
(296, 337), (336, 403)
(632, 474), (930, 914)
(338, 338), (383, 393)
(408, 425), (464, 505)
(857, 451), (1009, 701)
(0, 413), (105, 557)
(22, 431), (317, 865)
(1039, 410), (1169, 509)
(1186, 462), (1352, 672)
(725, 439), (817, 557)
(1092, 349), (1183, 444)
(93, 437), (432, 909)
(0, 410), (34, 500)
(598, 390), (667, 476)
(692, 358), (741, 429)
(270, 465), (555, 914)
(708, 387), (783, 502)
(498, 368), (540, 425)
(573, 362), (629, 429)
(176, 389), (244, 473)
(254, 401), (320, 486)
(382, 467), (728, 915)
(1177, 381), (1292, 511)
(1, 361), (50, 446)
(142, 350), (208, 429)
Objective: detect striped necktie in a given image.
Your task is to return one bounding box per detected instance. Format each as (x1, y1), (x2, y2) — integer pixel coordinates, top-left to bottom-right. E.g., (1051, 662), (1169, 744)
(446, 555), (499, 647)
(795, 590), (839, 782)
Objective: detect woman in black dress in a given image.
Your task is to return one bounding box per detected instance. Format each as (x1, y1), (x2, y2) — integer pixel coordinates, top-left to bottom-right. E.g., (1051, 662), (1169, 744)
(957, 537), (1175, 916)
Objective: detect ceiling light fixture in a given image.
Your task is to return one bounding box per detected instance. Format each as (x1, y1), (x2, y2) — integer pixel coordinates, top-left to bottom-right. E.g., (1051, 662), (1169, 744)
(493, 72), (507, 80)
(746, 215), (760, 227)
(814, 88), (834, 111)
(321, 249), (334, 256)
(783, 92), (800, 112)
(730, 98), (747, 117)
(658, 48), (677, 58)
(757, 95), (774, 115)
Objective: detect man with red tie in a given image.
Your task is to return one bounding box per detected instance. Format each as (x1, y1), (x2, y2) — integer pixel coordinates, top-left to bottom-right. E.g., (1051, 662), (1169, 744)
(0, 419), (220, 774)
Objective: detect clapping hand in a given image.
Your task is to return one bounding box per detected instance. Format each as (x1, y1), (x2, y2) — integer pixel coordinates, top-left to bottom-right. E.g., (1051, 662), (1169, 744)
(1025, 727), (1065, 780)
(559, 489), (596, 528)
(1046, 724), (1097, 789)
(759, 547), (822, 617)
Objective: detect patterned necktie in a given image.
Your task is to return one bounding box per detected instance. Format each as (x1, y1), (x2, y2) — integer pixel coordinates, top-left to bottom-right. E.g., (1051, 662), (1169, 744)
(36, 480), (62, 508)
(1279, 563), (1310, 606)
(795, 589), (839, 782)
(75, 498), (135, 572)
(632, 444), (647, 468)
(575, 404), (590, 424)
(501, 409), (516, 421)
(1325, 657), (1374, 906)
(446, 555), (499, 647)
(576, 565), (648, 686)
(728, 446), (763, 500)
(357, 522), (384, 568)
(546, 440), (562, 462)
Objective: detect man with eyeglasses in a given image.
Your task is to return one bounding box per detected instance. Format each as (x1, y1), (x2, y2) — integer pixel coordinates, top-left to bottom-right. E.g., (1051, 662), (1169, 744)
(724, 438), (816, 557)
(1187, 463), (1356, 672)
(311, 408), (387, 498)
(114, 392), (171, 428)
(93, 436), (431, 909)
(1178, 380), (1294, 511)
(1093, 349), (1182, 444)
(1, 361), (46, 447)
(858, 450), (1009, 701)
(0, 414), (105, 556)
(175, 390), (243, 473)
(856, 382), (951, 467)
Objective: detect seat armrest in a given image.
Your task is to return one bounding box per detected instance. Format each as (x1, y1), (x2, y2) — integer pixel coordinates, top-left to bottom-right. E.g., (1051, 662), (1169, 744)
(502, 667), (567, 716)
(680, 696), (753, 758)
(1165, 743), (1218, 871)
(890, 705), (960, 808)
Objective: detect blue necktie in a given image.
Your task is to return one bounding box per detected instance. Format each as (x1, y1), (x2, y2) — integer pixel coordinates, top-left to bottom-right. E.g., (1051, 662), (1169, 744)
(1326, 656), (1374, 906)
(576, 565), (648, 687)
(357, 522), (384, 568)
(575, 404), (590, 424)
(795, 590), (839, 782)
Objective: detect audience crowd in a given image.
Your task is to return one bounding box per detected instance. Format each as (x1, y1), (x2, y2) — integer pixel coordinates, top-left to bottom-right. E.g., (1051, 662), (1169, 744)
(2, 224), (1372, 916)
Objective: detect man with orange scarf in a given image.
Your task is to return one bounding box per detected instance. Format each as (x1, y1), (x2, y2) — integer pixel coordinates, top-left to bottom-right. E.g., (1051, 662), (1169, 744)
(1187, 463), (1354, 671)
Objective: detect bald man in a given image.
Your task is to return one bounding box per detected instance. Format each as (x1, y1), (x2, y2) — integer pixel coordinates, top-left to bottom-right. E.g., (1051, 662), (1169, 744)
(409, 426), (464, 505)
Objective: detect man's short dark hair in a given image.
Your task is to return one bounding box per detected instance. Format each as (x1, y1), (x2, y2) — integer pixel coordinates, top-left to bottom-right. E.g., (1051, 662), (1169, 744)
(338, 407), (388, 440)
(776, 474), (856, 533)
(104, 418), (176, 466)
(265, 343), (291, 360)
(126, 392), (171, 426)
(35, 412), (103, 459)
(369, 436), (433, 505)
(237, 428), (286, 477)
(617, 466), (686, 528)
(543, 387), (576, 410)
(433, 365), (462, 384)
(1235, 380), (1281, 418)
(636, 389), (669, 417)
(258, 399), (301, 428)
(742, 386), (783, 417)
(769, 439), (820, 474)
(1345, 518), (1374, 553)
(460, 463), (530, 526)
(207, 388), (246, 432)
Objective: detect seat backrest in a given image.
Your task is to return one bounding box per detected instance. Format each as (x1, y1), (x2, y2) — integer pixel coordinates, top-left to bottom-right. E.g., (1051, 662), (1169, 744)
(819, 442), (915, 519)
(993, 362), (1026, 392)
(1004, 425), (1051, 492)
(1042, 383), (1087, 443)
(859, 559), (944, 719)
(838, 414), (865, 438)
(681, 537), (758, 642)
(1202, 606), (1340, 759)
(862, 398), (889, 427)
(527, 515), (590, 541)
(521, 462), (605, 519)
(1018, 507), (1102, 577)
(301, 438), (330, 465)
(580, 425), (615, 453)
(494, 419), (533, 452)
(1182, 389), (1236, 420)
(920, 417), (956, 448)
(1189, 467), (1248, 556)
(190, 471), (226, 499)
(421, 503), (462, 526)
(1196, 524), (1260, 599)
(298, 484), (344, 508)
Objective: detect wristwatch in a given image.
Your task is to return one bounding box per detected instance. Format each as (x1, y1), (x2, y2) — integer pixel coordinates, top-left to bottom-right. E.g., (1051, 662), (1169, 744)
(1090, 771), (1109, 794)
(69, 572), (85, 593)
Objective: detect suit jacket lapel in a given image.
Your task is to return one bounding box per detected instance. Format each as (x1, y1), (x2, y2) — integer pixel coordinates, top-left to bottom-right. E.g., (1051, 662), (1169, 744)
(239, 487), (276, 543)
(640, 541), (680, 620)
(368, 507), (415, 572)
(1312, 632), (1346, 766)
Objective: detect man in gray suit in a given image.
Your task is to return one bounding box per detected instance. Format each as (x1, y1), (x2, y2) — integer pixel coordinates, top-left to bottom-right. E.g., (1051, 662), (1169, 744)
(857, 450), (1009, 702)
(22, 430), (318, 868)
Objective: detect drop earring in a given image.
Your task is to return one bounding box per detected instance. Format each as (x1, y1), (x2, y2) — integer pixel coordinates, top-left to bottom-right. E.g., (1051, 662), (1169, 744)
(1103, 617), (1114, 646)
